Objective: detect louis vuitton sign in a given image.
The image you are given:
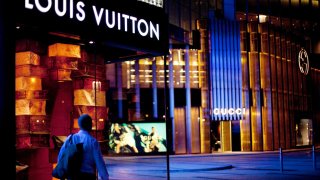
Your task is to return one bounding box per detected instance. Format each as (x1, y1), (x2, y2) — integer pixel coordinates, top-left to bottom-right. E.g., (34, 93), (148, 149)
(18, 0), (168, 55)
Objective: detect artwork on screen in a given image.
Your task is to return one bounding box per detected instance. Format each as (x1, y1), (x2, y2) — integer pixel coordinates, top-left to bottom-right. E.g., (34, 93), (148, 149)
(108, 122), (167, 154)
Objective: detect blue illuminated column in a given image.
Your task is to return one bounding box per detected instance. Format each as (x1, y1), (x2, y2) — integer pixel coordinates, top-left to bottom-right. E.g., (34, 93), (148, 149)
(185, 46), (192, 153)
(116, 62), (123, 119)
(210, 18), (241, 121)
(135, 60), (141, 119)
(168, 48), (175, 152)
(152, 58), (158, 118)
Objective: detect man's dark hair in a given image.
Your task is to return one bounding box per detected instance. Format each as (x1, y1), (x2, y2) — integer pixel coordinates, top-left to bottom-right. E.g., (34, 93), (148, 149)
(78, 114), (92, 131)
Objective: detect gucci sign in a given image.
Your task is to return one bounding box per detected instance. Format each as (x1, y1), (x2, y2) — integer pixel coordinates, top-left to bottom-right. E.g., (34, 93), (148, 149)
(298, 48), (309, 75)
(213, 108), (246, 115)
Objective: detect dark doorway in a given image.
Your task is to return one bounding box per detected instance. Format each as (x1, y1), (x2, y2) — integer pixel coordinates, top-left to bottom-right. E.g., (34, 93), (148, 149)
(231, 121), (241, 151)
(210, 121), (221, 152)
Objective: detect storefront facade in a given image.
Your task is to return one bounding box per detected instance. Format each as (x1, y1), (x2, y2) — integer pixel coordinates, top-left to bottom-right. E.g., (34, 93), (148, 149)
(1, 0), (320, 179)
(10, 0), (216, 179)
(13, 0), (172, 179)
(208, 0), (320, 152)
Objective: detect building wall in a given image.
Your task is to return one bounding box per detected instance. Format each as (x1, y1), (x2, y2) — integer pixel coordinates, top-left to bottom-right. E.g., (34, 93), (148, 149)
(310, 68), (320, 147)
(238, 16), (315, 151)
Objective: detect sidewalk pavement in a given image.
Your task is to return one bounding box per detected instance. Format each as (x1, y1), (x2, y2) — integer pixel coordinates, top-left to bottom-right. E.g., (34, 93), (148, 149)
(104, 147), (320, 180)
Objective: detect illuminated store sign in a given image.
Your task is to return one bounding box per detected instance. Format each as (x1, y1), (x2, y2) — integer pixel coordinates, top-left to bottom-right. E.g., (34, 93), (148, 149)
(92, 7), (159, 40)
(18, 0), (168, 55)
(213, 108), (246, 116)
(25, 0), (86, 21)
(298, 48), (309, 75)
(24, 0), (160, 41)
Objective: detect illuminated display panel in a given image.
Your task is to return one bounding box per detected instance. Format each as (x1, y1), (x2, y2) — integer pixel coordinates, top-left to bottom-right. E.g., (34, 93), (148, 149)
(108, 122), (167, 154)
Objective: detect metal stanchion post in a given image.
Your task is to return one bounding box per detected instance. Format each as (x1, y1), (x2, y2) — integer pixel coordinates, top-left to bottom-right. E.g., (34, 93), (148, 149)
(312, 145), (316, 170)
(279, 148), (283, 173)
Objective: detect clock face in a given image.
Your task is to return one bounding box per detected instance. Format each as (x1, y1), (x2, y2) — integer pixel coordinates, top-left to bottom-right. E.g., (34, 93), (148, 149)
(298, 48), (309, 75)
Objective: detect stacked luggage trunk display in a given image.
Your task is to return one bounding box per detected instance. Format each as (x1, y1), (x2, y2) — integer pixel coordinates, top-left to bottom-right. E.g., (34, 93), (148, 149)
(72, 50), (108, 142)
(15, 41), (108, 149)
(15, 49), (50, 149)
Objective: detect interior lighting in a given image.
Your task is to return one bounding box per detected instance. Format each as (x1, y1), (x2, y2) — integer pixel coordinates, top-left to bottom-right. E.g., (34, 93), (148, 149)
(30, 77), (36, 83)
(92, 81), (101, 91)
(259, 15), (267, 23)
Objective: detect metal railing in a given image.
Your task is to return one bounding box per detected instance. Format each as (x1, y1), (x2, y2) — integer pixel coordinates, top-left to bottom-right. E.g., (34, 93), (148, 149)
(279, 145), (319, 173)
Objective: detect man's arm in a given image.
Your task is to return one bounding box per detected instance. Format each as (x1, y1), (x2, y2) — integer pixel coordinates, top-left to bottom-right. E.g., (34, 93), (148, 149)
(93, 140), (109, 180)
(57, 135), (71, 163)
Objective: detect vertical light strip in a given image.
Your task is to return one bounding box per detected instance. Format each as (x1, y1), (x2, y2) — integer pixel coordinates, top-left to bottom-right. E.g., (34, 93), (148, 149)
(223, 20), (228, 120)
(232, 21), (237, 120)
(226, 21), (231, 120)
(135, 60), (141, 119)
(231, 21), (236, 120)
(236, 22), (242, 120)
(218, 20), (223, 120)
(152, 58), (158, 118)
(217, 19), (221, 120)
(185, 46), (192, 153)
(211, 20), (219, 120)
(235, 22), (239, 120)
(168, 49), (175, 152)
(229, 21), (234, 120)
(116, 62), (123, 119)
(212, 19), (218, 120)
(126, 62), (130, 89)
(219, 19), (224, 120)
(234, 22), (238, 120)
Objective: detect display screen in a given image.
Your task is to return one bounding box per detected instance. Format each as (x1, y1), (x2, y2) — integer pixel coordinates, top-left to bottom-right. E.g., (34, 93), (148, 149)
(108, 122), (167, 154)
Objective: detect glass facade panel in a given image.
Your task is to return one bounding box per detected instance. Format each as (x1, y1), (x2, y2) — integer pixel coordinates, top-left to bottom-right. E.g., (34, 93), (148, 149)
(174, 108), (187, 154)
(237, 8), (317, 151)
(241, 51), (251, 151)
(189, 50), (200, 88)
(240, 20), (251, 150)
(191, 107), (201, 153)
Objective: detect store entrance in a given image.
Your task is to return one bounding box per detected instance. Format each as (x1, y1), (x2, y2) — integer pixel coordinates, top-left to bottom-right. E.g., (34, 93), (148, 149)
(210, 121), (221, 152)
(231, 121), (241, 151)
(296, 119), (313, 146)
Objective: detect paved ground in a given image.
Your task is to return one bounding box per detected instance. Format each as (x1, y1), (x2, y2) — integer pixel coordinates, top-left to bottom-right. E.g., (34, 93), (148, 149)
(104, 148), (320, 180)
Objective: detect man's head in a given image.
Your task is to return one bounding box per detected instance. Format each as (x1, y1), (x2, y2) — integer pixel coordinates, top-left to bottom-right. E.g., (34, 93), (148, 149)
(78, 114), (92, 131)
